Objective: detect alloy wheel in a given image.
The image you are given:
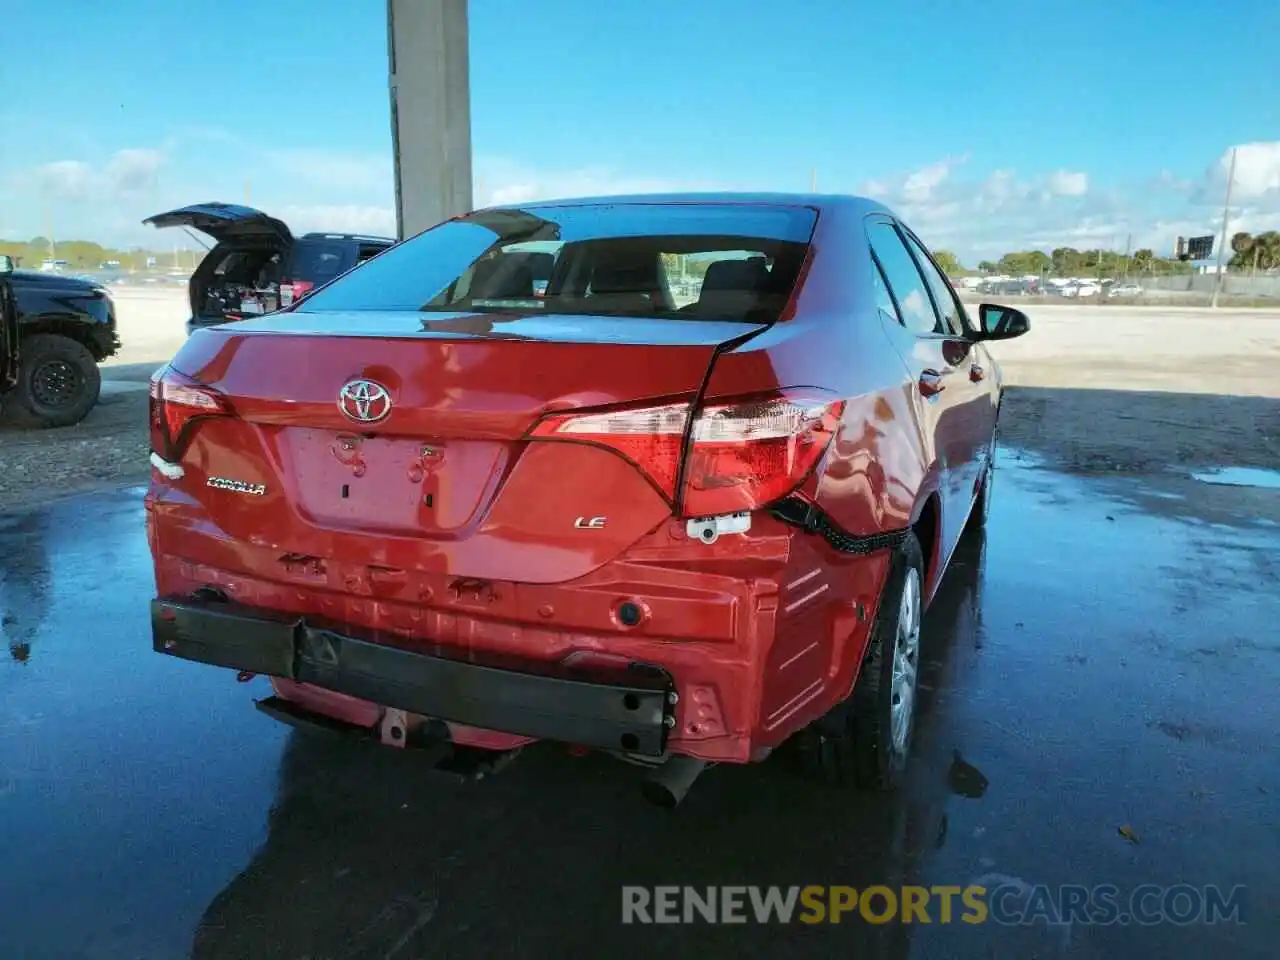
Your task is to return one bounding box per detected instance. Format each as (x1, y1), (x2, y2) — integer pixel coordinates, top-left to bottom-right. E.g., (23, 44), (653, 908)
(889, 566), (922, 755)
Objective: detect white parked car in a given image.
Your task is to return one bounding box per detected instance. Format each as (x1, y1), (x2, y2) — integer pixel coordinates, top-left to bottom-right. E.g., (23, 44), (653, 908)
(1109, 282), (1143, 298)
(1068, 281), (1101, 297)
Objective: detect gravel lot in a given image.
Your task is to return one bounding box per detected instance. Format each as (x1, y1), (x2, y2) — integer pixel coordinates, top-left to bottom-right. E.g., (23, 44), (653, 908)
(2, 289), (1279, 511)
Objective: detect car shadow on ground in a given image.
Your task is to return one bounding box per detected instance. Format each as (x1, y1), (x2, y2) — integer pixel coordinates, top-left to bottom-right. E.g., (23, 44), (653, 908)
(188, 531), (991, 960)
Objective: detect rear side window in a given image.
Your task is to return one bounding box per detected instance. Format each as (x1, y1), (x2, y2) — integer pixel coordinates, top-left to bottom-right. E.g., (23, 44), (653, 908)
(288, 240), (349, 285)
(299, 203), (818, 323)
(871, 261), (901, 324)
(866, 221), (941, 335)
(356, 242), (390, 265)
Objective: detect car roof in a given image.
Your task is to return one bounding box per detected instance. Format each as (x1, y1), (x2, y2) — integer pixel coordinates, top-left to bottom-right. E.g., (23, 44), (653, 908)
(298, 232), (396, 243)
(474, 191), (891, 218)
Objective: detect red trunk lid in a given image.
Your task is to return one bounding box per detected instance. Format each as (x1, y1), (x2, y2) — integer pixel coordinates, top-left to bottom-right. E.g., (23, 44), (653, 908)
(160, 310), (764, 583)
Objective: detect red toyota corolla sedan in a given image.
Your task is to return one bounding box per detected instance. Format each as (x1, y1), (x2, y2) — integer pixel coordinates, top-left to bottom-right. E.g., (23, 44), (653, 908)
(147, 194), (1028, 804)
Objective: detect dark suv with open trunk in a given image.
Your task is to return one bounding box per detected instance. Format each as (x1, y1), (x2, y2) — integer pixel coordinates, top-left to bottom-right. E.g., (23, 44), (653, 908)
(143, 203), (395, 336)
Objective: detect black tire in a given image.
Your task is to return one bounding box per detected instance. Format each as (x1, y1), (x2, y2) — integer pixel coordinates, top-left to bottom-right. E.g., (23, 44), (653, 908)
(6, 333), (101, 428)
(794, 531), (926, 791)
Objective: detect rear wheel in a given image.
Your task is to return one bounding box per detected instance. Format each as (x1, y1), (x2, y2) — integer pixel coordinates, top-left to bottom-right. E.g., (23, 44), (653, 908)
(794, 531), (926, 790)
(6, 334), (101, 428)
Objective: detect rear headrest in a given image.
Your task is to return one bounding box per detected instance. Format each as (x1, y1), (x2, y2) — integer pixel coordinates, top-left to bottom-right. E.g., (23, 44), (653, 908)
(701, 257), (768, 295)
(470, 257), (534, 298)
(591, 259), (657, 295)
(511, 251), (555, 281)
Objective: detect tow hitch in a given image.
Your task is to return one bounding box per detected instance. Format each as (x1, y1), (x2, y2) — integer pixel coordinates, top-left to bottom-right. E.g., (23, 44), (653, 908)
(686, 512), (750, 545)
(253, 696), (522, 780)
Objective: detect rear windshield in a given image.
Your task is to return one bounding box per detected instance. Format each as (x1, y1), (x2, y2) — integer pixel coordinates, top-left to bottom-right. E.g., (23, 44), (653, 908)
(298, 203), (818, 323)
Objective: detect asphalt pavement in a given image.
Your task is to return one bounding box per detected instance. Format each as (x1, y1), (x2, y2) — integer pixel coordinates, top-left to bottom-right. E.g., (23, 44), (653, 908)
(1, 451), (1278, 959)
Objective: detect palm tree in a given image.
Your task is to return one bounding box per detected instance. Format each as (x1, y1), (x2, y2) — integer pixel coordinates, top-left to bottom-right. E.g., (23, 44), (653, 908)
(1257, 232), (1280, 271)
(1229, 232), (1256, 269)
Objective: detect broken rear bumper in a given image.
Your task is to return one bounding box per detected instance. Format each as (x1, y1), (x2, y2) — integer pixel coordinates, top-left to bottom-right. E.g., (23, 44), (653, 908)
(151, 597), (676, 756)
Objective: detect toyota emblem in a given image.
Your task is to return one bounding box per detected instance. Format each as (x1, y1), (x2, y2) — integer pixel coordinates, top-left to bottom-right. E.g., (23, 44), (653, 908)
(338, 379), (392, 423)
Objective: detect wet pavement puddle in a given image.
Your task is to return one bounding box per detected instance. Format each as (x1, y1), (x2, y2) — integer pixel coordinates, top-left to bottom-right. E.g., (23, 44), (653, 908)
(1, 462), (1277, 959)
(1191, 466), (1280, 490)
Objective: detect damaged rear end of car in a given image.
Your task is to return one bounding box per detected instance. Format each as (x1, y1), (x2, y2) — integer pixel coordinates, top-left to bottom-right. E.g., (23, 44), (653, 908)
(146, 198), (893, 800)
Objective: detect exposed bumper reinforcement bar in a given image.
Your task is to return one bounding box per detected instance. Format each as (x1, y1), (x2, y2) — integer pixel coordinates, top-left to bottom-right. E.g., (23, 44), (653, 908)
(152, 597), (675, 756)
(770, 497), (909, 555)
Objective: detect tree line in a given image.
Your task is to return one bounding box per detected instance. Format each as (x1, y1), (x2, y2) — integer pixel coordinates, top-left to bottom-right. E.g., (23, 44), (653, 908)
(931, 246), (1203, 279)
(0, 237), (198, 271)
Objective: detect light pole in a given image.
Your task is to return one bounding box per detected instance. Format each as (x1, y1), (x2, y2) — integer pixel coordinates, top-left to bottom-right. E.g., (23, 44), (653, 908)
(1211, 147), (1237, 308)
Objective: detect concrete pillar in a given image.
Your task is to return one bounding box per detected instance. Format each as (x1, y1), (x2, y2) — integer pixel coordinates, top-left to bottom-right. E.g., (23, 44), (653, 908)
(386, 0), (473, 240)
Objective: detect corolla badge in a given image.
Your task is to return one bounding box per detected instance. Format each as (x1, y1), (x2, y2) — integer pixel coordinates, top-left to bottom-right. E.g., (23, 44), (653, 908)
(338, 379), (393, 423)
(207, 476), (266, 496)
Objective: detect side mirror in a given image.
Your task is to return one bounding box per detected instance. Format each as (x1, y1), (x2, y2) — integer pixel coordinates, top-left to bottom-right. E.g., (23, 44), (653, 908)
(0, 255), (13, 275)
(974, 302), (1030, 340)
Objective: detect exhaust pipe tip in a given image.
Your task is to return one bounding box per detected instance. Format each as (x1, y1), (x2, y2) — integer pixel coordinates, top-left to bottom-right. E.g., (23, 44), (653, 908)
(640, 756), (708, 808)
(640, 779), (681, 809)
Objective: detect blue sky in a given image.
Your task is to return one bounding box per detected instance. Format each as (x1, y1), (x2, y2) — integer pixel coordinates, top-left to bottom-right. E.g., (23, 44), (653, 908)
(2, 0), (1278, 262)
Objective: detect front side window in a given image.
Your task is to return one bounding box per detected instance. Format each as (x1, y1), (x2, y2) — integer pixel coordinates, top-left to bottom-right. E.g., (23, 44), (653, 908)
(299, 203), (818, 324)
(902, 231), (966, 335)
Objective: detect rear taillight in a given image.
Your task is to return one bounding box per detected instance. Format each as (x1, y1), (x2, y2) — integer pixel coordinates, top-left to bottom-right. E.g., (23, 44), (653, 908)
(149, 367), (230, 461)
(531, 402), (690, 497)
(682, 393), (844, 516)
(529, 391), (844, 517)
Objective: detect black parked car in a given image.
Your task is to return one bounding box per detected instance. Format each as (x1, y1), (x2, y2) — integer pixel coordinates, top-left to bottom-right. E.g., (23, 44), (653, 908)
(0, 255), (120, 428)
(143, 203), (396, 336)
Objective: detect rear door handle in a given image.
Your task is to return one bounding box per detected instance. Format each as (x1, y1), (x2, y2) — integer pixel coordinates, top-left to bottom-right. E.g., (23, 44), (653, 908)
(918, 369), (948, 396)
(970, 364), (986, 382)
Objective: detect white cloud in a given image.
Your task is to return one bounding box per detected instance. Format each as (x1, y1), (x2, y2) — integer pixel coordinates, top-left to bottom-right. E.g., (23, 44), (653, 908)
(1203, 141), (1280, 202)
(1048, 170), (1089, 197)
(276, 203), (397, 237)
(272, 158), (722, 238)
(473, 157), (725, 208)
(860, 142), (1280, 262)
(7, 130), (1280, 265)
(900, 157), (957, 204)
(28, 148), (164, 202)
(266, 149), (392, 193)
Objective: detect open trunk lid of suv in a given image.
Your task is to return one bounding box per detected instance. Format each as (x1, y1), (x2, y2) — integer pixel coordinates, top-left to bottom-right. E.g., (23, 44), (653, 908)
(145, 203), (298, 326)
(143, 203), (293, 244)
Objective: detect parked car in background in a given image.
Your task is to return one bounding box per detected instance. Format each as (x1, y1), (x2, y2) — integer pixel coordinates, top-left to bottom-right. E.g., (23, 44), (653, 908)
(143, 203), (396, 337)
(1108, 282), (1144, 298)
(0, 254), (119, 428)
(1062, 280), (1102, 298)
(146, 193), (1029, 806)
